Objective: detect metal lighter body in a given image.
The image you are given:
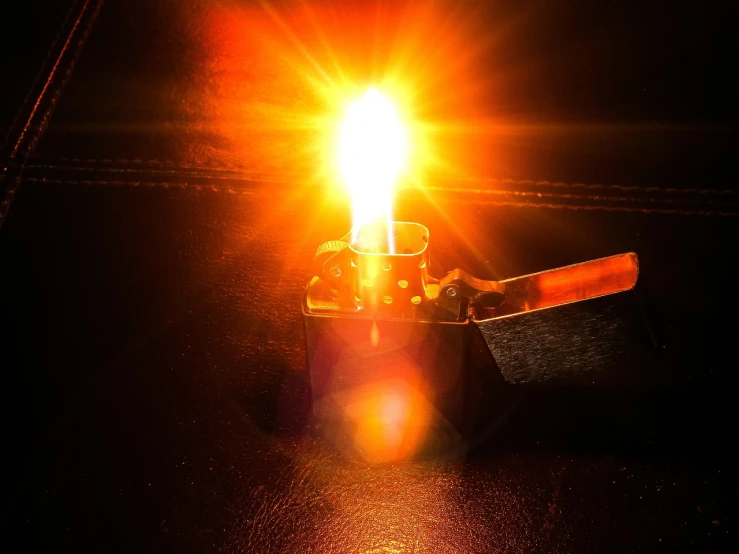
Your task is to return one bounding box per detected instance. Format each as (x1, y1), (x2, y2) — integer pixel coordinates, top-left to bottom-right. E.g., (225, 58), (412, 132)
(303, 221), (656, 462)
(303, 222), (494, 461)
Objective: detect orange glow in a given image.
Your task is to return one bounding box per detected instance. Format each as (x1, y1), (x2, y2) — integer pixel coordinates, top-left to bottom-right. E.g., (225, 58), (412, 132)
(370, 320), (380, 346)
(196, 1), (505, 204)
(344, 379), (433, 463)
(187, 0), (665, 249)
(337, 88), (408, 242)
(193, 0), (523, 276)
(308, 318), (465, 464)
(501, 252), (639, 313)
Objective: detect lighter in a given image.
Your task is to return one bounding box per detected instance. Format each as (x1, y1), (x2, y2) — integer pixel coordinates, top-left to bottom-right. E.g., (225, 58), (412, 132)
(303, 220), (656, 462)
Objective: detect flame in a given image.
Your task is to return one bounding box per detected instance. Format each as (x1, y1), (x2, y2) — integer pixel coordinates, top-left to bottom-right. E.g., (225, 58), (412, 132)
(336, 88), (409, 247)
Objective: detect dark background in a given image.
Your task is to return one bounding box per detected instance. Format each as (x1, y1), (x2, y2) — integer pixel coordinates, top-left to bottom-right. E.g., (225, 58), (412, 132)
(2, 1), (738, 552)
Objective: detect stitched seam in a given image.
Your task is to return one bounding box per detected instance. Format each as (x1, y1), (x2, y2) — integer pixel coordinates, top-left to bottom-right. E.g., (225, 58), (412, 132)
(23, 158), (739, 197)
(443, 201), (738, 217)
(19, 177), (738, 216)
(0, 0), (104, 228)
(416, 186), (739, 207)
(0, 0), (83, 154)
(10, 0), (96, 159)
(21, 169), (737, 205)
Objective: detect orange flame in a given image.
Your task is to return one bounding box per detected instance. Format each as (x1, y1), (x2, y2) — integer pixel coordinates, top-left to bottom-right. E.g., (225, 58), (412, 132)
(336, 87), (409, 246)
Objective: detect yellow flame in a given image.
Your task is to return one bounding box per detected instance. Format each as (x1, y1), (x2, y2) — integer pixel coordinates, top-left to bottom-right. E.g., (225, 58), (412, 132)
(336, 88), (409, 245)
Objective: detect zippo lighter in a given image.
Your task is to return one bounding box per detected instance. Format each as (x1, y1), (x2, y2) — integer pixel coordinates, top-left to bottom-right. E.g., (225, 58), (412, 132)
(302, 220), (656, 461)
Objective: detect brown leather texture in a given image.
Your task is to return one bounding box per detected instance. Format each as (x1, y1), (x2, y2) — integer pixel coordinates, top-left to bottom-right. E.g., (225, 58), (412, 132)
(2, 1), (738, 552)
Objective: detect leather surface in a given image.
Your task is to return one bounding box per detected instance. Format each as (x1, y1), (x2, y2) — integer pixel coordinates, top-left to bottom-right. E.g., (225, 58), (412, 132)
(0, 0), (76, 129)
(2, 1), (738, 552)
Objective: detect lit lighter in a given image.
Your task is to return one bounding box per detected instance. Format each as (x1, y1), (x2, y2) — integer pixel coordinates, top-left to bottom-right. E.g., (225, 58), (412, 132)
(303, 220), (656, 461)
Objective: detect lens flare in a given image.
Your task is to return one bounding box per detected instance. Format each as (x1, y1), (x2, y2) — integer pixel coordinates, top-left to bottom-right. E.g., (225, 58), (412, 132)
(336, 88), (409, 248)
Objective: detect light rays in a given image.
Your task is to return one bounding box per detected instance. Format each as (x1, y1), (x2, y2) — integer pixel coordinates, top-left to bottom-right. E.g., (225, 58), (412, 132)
(201, 1), (508, 193)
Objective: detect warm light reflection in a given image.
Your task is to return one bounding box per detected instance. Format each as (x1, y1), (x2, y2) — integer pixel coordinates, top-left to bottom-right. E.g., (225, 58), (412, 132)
(501, 252), (639, 314)
(344, 379), (431, 463)
(336, 87), (408, 245)
(307, 317), (467, 464)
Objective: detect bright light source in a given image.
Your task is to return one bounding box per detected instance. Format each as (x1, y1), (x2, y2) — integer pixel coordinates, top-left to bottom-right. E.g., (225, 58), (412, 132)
(336, 88), (409, 247)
